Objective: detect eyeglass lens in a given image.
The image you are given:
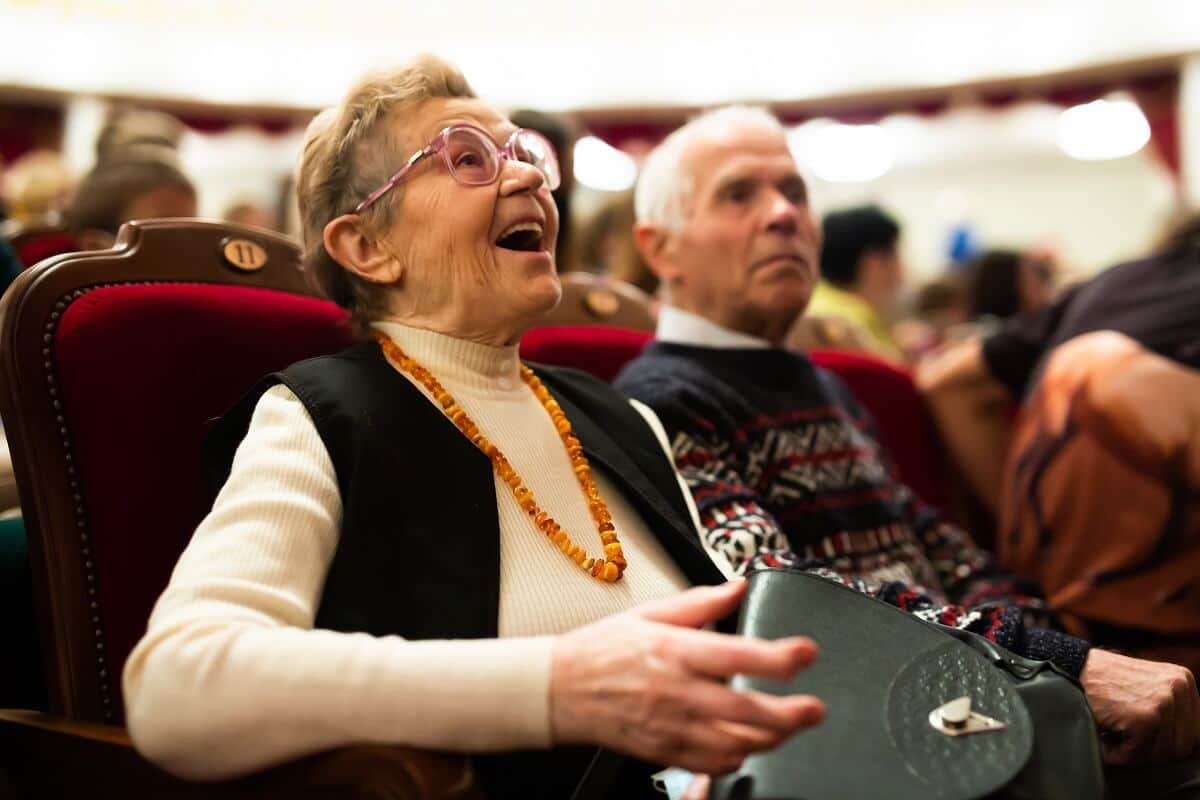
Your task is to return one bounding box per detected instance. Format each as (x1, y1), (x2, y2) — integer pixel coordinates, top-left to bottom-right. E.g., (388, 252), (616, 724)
(444, 127), (559, 189)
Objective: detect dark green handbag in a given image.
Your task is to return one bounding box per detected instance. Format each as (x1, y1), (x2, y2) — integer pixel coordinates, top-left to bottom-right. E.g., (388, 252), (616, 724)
(711, 570), (1105, 800)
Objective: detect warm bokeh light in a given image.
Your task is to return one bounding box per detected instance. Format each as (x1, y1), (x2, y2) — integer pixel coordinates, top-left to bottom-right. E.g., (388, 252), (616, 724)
(1056, 98), (1151, 161)
(790, 121), (895, 183)
(573, 136), (638, 192)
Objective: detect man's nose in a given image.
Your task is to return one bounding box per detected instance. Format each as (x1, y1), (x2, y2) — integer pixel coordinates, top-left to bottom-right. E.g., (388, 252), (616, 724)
(766, 192), (799, 235)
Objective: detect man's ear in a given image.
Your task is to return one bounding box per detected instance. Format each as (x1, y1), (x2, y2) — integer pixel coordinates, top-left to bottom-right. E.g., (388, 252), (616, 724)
(323, 214), (403, 285)
(633, 222), (680, 284)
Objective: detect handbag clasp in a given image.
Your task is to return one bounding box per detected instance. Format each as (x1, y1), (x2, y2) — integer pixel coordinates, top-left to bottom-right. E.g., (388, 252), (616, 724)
(929, 696), (1007, 737)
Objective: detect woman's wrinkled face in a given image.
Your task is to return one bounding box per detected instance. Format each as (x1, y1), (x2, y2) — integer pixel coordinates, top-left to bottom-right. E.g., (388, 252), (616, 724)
(375, 97), (561, 342)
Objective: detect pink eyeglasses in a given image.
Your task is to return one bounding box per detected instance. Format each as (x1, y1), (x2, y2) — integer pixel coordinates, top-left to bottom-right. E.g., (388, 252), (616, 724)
(353, 123), (561, 214)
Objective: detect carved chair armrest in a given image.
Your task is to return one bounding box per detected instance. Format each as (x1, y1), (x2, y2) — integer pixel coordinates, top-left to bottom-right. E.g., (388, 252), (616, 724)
(0, 709), (483, 800)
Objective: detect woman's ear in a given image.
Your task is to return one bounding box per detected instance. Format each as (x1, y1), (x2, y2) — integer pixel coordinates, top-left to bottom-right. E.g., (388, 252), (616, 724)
(323, 214), (403, 285)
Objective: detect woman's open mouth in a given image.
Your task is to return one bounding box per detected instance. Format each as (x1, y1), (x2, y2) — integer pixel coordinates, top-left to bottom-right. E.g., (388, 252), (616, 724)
(495, 221), (545, 253)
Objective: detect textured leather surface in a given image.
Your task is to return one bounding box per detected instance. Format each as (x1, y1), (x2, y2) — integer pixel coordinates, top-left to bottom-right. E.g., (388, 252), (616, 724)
(886, 641), (1033, 799)
(712, 570), (1101, 800)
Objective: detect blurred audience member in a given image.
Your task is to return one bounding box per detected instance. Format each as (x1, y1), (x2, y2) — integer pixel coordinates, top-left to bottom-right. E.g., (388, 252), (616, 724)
(966, 248), (1056, 321)
(578, 191), (658, 290)
(223, 200), (280, 232)
(95, 107), (185, 166)
(920, 216), (1200, 670)
(65, 157), (197, 250)
(1, 149), (73, 224)
(510, 109), (579, 268)
(808, 205), (904, 361)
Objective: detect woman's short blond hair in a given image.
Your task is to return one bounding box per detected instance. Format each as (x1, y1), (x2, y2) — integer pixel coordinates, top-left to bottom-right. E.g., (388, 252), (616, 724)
(295, 54), (476, 324)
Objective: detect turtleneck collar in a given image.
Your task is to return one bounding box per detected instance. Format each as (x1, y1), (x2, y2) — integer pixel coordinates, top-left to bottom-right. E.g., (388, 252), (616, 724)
(371, 320), (523, 395)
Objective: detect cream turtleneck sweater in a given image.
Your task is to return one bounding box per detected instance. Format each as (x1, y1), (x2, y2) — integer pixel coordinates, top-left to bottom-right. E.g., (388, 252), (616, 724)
(122, 322), (730, 780)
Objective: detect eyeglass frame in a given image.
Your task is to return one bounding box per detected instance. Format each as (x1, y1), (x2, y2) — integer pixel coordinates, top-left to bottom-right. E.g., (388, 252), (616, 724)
(352, 123), (560, 214)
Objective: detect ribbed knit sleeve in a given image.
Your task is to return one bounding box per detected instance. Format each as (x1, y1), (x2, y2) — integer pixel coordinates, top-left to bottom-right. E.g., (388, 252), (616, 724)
(122, 385), (554, 780)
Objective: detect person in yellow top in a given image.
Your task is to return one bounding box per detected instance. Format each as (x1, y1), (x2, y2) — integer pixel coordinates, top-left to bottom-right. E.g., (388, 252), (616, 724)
(807, 205), (905, 361)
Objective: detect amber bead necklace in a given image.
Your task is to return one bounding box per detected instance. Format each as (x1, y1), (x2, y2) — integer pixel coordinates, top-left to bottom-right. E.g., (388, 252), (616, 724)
(372, 331), (627, 583)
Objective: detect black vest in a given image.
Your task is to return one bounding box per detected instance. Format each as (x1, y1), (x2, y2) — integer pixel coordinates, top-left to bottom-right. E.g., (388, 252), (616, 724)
(207, 341), (726, 798)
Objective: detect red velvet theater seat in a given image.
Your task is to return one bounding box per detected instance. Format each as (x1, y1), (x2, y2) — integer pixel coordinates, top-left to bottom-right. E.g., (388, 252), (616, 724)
(0, 219), (480, 799)
(15, 230), (79, 269)
(521, 325), (947, 507)
(3, 216), (79, 269)
(521, 324), (654, 383)
(53, 281), (354, 713)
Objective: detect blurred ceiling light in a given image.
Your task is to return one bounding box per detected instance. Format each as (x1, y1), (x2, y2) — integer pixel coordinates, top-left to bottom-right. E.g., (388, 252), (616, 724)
(791, 121), (894, 183)
(1056, 98), (1150, 161)
(573, 136), (638, 192)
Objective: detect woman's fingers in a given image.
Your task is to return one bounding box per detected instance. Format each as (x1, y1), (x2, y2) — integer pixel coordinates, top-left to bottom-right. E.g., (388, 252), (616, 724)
(678, 679), (825, 734)
(637, 580), (747, 629)
(681, 774), (711, 800)
(656, 713), (810, 775)
(671, 626), (818, 681)
(550, 586), (827, 770)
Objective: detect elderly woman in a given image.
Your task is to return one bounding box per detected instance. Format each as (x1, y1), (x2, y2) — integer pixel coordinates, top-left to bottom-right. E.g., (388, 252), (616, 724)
(121, 56), (822, 799)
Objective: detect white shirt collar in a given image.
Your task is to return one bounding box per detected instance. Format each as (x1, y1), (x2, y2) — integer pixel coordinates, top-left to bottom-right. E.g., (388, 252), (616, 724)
(656, 306), (771, 350)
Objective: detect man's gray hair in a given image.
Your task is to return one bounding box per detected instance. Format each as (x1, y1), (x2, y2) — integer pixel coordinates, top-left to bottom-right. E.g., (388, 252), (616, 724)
(634, 105), (787, 229)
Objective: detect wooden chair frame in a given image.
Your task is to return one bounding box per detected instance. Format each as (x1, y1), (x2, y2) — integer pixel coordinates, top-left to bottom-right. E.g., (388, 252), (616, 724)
(0, 219), (479, 799)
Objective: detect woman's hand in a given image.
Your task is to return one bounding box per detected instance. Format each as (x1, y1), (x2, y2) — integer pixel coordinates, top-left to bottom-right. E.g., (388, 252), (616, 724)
(550, 580), (824, 775)
(682, 774), (712, 799)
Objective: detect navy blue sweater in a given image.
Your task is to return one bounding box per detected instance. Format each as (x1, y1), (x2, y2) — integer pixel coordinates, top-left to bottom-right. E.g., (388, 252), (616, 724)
(616, 341), (1089, 677)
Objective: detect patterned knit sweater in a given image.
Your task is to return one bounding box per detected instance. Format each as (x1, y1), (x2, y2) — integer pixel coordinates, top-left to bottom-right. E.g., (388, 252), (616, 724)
(615, 341), (1090, 677)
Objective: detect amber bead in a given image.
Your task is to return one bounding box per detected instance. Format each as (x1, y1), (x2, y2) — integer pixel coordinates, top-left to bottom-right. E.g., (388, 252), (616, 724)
(377, 332), (627, 584)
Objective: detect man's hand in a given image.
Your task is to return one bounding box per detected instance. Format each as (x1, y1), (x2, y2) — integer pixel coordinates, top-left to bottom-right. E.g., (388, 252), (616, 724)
(1080, 649), (1200, 765)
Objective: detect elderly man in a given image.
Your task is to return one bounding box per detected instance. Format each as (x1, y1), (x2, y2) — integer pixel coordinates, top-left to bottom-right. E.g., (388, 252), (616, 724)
(613, 106), (1200, 785)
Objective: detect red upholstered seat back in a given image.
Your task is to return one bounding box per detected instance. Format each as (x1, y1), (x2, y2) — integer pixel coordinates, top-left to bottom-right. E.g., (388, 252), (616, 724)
(15, 231), (79, 269)
(520, 325), (947, 506)
(521, 325), (653, 383)
(55, 284), (354, 721)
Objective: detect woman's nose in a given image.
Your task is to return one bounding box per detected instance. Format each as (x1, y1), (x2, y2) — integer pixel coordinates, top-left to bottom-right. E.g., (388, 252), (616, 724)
(498, 157), (546, 195)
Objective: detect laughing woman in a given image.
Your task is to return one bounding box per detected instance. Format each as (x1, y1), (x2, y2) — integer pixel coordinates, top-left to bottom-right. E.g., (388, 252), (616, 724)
(121, 56), (823, 799)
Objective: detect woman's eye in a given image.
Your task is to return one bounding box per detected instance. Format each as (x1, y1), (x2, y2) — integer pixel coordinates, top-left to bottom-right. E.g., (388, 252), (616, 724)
(456, 152), (483, 167)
